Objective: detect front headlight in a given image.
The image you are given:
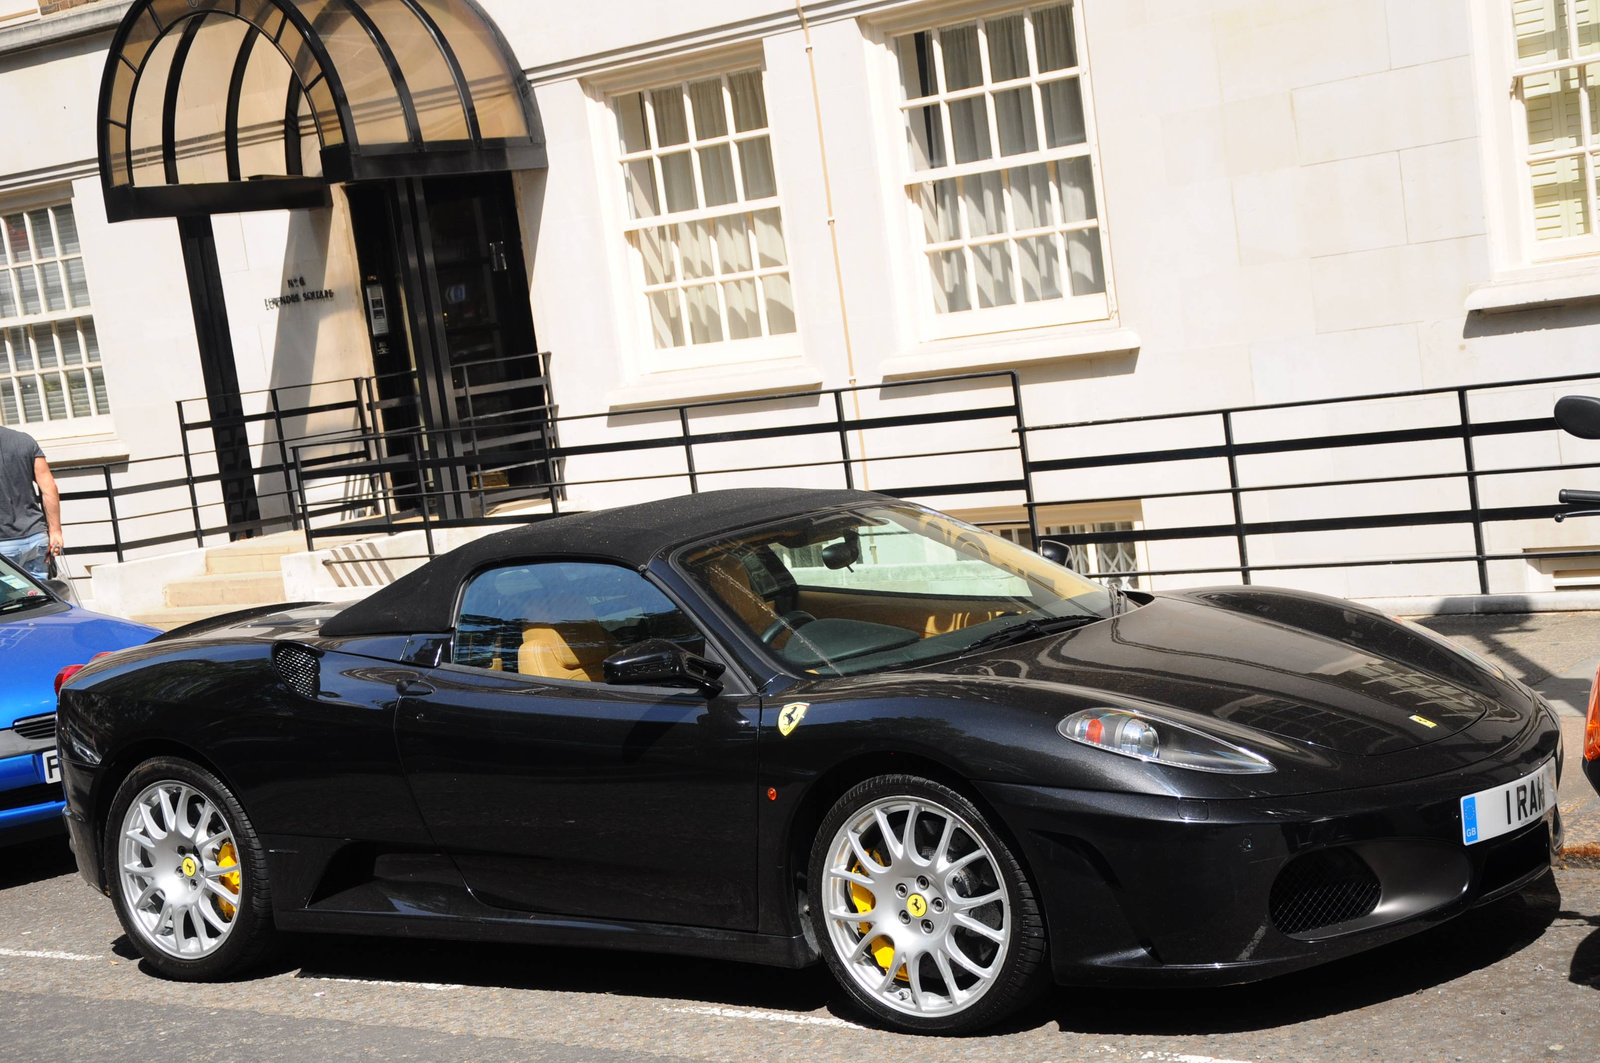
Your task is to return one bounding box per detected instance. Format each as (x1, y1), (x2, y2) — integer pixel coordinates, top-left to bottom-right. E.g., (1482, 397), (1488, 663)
(1059, 708), (1276, 774)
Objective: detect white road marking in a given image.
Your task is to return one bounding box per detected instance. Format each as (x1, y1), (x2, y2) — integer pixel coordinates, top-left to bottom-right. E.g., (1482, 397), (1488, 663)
(0, 947), (103, 962)
(1136, 1053), (1255, 1063)
(304, 975), (463, 992)
(665, 1004), (865, 1030)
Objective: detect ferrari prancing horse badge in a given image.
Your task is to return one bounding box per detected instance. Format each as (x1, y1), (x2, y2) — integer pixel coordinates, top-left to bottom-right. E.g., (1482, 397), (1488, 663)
(778, 702), (809, 736)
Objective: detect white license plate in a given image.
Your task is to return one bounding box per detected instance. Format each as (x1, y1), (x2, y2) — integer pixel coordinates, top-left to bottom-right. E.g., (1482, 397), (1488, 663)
(40, 749), (60, 785)
(1461, 759), (1557, 845)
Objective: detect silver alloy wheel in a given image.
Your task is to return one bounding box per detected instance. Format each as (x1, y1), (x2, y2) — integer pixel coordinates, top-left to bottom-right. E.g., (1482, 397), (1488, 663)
(118, 780), (243, 959)
(822, 796), (1011, 1017)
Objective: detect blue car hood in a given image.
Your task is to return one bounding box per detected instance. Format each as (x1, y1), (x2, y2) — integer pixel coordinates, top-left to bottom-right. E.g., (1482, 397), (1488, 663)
(0, 606), (157, 726)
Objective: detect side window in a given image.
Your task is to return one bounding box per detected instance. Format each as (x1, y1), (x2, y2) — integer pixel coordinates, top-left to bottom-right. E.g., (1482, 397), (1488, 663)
(454, 561), (705, 681)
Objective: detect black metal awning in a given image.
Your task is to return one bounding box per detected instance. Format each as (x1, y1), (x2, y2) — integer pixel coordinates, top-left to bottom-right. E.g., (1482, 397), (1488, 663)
(96, 0), (546, 221)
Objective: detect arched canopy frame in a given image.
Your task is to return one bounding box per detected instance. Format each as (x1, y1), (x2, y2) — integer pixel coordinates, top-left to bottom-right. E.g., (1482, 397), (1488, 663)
(98, 0), (546, 222)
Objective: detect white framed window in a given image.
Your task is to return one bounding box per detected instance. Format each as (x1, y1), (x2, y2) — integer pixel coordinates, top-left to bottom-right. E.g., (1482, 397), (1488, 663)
(0, 203), (111, 430)
(1510, 0), (1600, 256)
(890, 2), (1112, 333)
(610, 70), (797, 366)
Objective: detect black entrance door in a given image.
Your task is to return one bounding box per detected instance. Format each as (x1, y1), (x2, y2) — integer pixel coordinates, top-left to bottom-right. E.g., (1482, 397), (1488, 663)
(349, 173), (554, 519)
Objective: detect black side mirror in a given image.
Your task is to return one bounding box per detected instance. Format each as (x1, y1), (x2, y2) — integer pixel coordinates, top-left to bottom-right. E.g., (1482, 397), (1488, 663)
(1037, 540), (1071, 567)
(1555, 395), (1600, 440)
(603, 638), (726, 696)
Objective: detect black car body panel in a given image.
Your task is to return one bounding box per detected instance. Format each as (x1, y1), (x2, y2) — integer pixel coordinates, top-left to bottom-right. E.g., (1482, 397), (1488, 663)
(58, 489), (1562, 987)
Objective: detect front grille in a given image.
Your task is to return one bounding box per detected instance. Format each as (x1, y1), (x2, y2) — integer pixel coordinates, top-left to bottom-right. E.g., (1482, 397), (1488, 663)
(1270, 847), (1383, 936)
(0, 783), (61, 813)
(12, 714), (56, 741)
(273, 643), (320, 699)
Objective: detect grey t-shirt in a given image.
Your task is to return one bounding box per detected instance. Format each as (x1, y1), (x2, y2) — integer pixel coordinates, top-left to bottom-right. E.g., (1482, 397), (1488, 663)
(0, 426), (46, 541)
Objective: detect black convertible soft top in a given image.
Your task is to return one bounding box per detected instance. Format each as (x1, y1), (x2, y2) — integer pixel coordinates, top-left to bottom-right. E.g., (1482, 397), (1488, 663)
(320, 487), (886, 637)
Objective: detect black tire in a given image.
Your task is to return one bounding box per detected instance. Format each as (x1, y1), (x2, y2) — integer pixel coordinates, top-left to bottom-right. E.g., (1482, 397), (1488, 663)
(807, 774), (1049, 1034)
(102, 756), (276, 980)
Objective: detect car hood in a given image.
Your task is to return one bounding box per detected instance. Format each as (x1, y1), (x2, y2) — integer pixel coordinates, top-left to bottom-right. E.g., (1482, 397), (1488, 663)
(0, 605), (158, 726)
(924, 587), (1528, 757)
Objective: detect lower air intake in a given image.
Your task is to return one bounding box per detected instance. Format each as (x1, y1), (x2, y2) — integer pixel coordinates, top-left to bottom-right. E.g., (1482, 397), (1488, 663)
(273, 643), (321, 699)
(12, 713), (56, 741)
(1269, 847), (1382, 936)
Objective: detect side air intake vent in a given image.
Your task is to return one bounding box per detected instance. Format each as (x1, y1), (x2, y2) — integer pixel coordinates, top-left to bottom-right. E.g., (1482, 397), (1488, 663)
(1269, 847), (1382, 936)
(273, 643), (321, 699)
(12, 714), (57, 741)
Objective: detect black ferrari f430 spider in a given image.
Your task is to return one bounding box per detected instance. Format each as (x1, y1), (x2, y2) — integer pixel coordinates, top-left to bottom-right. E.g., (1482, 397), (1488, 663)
(57, 489), (1562, 1033)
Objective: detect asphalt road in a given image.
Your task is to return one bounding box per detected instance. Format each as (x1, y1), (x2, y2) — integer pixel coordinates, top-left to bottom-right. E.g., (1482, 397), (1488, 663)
(1, 838), (1597, 1063)
(4, 611), (1600, 1062)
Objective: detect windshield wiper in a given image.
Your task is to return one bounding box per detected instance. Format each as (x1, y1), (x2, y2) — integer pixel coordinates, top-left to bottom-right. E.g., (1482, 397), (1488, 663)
(962, 613), (1102, 653)
(0, 595), (49, 615)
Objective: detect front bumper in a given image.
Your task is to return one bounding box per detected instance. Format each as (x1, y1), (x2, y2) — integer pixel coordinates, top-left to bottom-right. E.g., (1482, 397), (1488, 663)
(0, 750), (66, 843)
(983, 742), (1561, 987)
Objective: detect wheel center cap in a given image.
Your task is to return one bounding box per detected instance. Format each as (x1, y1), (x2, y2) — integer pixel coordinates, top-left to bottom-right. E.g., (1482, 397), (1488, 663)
(905, 892), (928, 918)
(180, 855), (198, 878)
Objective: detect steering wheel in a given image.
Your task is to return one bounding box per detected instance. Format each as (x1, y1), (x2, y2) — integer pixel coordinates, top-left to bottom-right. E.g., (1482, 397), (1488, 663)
(761, 609), (817, 645)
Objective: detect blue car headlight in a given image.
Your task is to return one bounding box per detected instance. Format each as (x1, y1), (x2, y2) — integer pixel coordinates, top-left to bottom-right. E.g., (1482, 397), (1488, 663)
(1059, 708), (1276, 774)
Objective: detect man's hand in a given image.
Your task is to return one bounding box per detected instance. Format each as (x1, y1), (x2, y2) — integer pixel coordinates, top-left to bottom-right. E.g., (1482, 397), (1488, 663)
(48, 533), (63, 557)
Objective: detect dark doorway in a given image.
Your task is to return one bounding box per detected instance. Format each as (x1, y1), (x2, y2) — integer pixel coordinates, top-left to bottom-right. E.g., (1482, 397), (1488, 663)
(348, 173), (555, 520)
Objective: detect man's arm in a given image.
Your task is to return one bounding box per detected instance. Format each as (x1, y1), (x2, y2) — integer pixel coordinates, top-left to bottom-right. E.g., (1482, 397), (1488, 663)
(34, 455), (61, 556)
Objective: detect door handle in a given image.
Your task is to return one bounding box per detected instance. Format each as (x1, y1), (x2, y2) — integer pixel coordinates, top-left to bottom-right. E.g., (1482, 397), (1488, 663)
(396, 679), (435, 697)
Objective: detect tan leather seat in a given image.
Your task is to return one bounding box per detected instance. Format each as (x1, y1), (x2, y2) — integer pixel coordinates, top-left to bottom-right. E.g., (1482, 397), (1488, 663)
(517, 621), (619, 682)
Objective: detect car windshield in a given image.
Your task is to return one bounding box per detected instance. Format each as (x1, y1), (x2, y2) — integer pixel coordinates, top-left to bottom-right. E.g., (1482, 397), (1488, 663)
(678, 504), (1115, 676)
(0, 553), (50, 615)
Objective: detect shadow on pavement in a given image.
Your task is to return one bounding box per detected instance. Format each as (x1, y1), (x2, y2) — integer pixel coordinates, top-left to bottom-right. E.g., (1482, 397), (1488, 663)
(0, 836), (77, 890)
(1018, 872), (1563, 1037)
(1568, 909), (1600, 988)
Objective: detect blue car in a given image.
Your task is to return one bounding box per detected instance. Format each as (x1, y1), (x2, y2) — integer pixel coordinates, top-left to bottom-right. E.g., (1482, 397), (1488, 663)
(1, 552), (155, 845)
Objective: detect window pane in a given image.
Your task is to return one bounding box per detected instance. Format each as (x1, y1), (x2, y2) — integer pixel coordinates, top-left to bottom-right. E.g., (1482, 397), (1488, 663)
(685, 283), (723, 344)
(1041, 77), (1086, 147)
(58, 323), (82, 365)
(0, 331), (8, 371)
(27, 209), (54, 259)
(53, 205), (80, 255)
(649, 290), (684, 349)
(39, 262), (65, 312)
(7, 327), (28, 369)
(14, 268), (39, 315)
(896, 31), (937, 100)
(987, 13), (1029, 80)
(1018, 234), (1063, 302)
(723, 277), (760, 339)
(0, 272), (13, 319)
(689, 78), (728, 138)
(651, 87), (689, 146)
(762, 272), (796, 334)
(929, 250), (970, 313)
(82, 318), (100, 361)
(941, 23), (983, 91)
(906, 104), (947, 170)
(964, 171), (1006, 238)
(971, 242), (1015, 308)
(638, 226), (674, 285)
(715, 214), (753, 273)
(949, 98), (992, 163)
(699, 144), (738, 207)
(616, 92), (650, 153)
(1034, 4), (1078, 71)
(1525, 68), (1584, 152)
(1065, 227), (1105, 294)
(753, 209), (787, 267)
(31, 324), (56, 368)
(738, 137), (777, 199)
(917, 179), (961, 243)
(1055, 155), (1098, 221)
(728, 70), (768, 131)
(90, 367), (110, 414)
(624, 160), (660, 219)
(18, 375), (41, 422)
(994, 87), (1038, 156)
(0, 380), (16, 425)
(1515, 0), (1572, 65)
(661, 152), (697, 212)
(64, 258), (90, 307)
(1011, 164), (1055, 229)
(676, 220), (715, 279)
(4, 215), (29, 263)
(1532, 155), (1590, 239)
(66, 369), (90, 418)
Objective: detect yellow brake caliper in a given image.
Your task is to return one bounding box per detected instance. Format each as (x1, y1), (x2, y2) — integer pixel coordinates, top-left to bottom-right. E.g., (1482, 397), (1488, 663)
(216, 841), (240, 920)
(849, 855), (908, 983)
